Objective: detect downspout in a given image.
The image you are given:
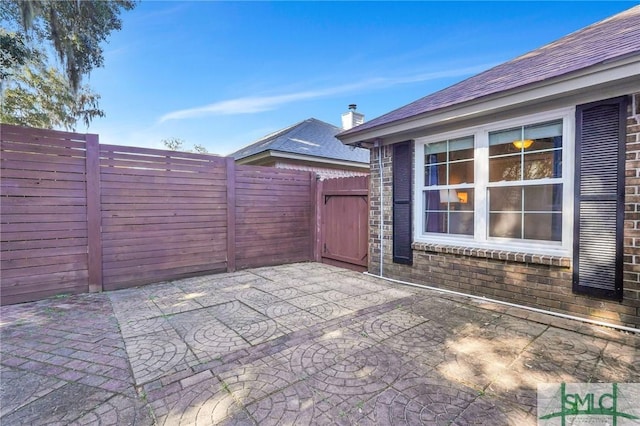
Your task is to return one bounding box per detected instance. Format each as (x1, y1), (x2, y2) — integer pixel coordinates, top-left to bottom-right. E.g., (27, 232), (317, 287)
(375, 139), (383, 276)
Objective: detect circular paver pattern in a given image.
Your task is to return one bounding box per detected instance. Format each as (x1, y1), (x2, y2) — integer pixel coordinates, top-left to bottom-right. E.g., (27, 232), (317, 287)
(154, 379), (241, 426)
(218, 364), (297, 406)
(290, 335), (372, 377)
(237, 319), (285, 345)
(380, 323), (450, 366)
(307, 303), (352, 321)
(118, 316), (173, 339)
(263, 302), (299, 318)
(373, 380), (489, 425)
(125, 333), (190, 385)
(306, 345), (402, 397)
(184, 321), (250, 361)
(245, 382), (318, 425)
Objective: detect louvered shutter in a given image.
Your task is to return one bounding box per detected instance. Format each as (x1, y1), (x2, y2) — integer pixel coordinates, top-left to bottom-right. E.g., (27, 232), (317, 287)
(393, 141), (413, 265)
(573, 97), (626, 300)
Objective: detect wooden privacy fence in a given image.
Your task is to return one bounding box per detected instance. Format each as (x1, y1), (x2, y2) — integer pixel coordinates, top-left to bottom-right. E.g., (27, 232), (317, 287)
(1, 125), (315, 304)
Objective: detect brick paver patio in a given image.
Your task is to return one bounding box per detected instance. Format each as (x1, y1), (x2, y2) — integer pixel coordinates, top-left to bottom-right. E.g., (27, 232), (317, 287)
(1, 262), (638, 425)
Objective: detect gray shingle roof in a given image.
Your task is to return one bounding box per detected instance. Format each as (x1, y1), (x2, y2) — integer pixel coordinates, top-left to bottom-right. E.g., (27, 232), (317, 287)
(340, 5), (640, 137)
(231, 118), (369, 163)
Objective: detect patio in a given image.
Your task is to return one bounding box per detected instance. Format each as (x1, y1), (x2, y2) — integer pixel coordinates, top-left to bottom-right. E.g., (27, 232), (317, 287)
(1, 262), (638, 425)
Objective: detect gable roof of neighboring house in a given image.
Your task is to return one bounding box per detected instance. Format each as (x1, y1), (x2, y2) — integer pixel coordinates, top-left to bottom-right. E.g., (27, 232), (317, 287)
(231, 118), (369, 165)
(339, 5), (640, 140)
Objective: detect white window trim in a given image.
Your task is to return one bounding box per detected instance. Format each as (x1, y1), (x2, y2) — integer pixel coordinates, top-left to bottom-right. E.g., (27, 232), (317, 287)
(413, 107), (575, 257)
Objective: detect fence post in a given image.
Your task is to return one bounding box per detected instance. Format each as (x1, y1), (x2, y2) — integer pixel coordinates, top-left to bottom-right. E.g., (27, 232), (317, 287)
(226, 157), (236, 272)
(313, 175), (323, 262)
(85, 134), (103, 292)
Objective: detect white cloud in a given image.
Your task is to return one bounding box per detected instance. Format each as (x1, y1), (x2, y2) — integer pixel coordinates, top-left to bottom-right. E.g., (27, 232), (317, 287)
(158, 63), (494, 123)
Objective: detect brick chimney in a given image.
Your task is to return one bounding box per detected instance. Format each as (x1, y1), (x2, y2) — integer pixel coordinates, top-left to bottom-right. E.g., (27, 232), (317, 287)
(341, 104), (365, 130)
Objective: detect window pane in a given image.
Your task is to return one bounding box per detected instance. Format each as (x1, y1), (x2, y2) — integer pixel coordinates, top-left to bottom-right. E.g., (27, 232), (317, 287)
(523, 150), (560, 180)
(449, 137), (474, 161)
(489, 155), (521, 182)
(527, 136), (563, 153)
(425, 151), (447, 165)
(453, 188), (474, 210)
(449, 212), (474, 235)
(424, 189), (474, 235)
(524, 120), (562, 140)
(523, 184), (563, 211)
(524, 213), (562, 241)
(424, 141), (447, 156)
(449, 160), (474, 184)
(425, 211), (446, 233)
(425, 164), (446, 186)
(489, 213), (522, 238)
(489, 127), (521, 145)
(489, 141), (520, 157)
(425, 190), (446, 210)
(489, 186), (521, 212)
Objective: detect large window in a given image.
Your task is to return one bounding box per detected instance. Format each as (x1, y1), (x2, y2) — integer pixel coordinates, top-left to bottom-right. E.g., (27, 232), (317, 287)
(415, 109), (573, 255)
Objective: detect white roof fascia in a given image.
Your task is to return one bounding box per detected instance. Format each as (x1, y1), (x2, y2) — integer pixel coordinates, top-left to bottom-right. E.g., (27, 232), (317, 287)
(235, 150), (369, 169)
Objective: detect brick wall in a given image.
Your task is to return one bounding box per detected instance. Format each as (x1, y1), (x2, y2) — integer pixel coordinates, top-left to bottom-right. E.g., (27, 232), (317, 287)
(370, 93), (640, 329)
(623, 92), (640, 323)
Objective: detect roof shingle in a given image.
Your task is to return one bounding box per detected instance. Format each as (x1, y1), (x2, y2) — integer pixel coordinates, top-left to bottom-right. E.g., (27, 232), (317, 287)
(231, 118), (369, 163)
(340, 5), (640, 136)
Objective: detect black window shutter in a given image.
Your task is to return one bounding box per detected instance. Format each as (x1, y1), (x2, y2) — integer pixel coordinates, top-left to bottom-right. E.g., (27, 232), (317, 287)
(393, 141), (413, 265)
(573, 96), (627, 301)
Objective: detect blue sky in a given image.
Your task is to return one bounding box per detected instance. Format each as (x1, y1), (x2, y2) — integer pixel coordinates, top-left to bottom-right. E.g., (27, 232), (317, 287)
(87, 1), (637, 155)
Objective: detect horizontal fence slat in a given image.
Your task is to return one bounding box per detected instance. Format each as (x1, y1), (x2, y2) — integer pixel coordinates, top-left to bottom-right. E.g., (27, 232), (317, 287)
(2, 213), (87, 224)
(103, 255), (224, 280)
(100, 195), (225, 205)
(100, 180), (226, 192)
(100, 165), (216, 180)
(1, 158), (86, 174)
(101, 203), (226, 212)
(1, 186), (86, 198)
(1, 221), (87, 233)
(103, 240), (225, 261)
(2, 253), (87, 271)
(100, 187), (225, 198)
(101, 209), (225, 219)
(1, 229), (88, 242)
(101, 222), (223, 233)
(0, 168), (87, 182)
(1, 177), (86, 190)
(0, 125), (88, 148)
(103, 250), (225, 271)
(100, 171), (225, 186)
(100, 144), (224, 162)
(1, 269), (89, 289)
(0, 204), (86, 215)
(99, 158), (217, 173)
(102, 234), (221, 252)
(101, 215), (221, 227)
(103, 263), (227, 291)
(1, 238), (87, 252)
(1, 141), (87, 157)
(1, 245), (88, 260)
(0, 150), (86, 166)
(0, 280), (88, 303)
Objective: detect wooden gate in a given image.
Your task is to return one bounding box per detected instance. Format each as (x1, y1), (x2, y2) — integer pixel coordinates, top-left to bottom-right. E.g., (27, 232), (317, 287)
(317, 176), (369, 271)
